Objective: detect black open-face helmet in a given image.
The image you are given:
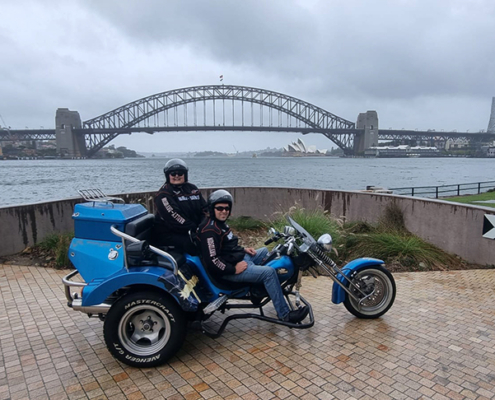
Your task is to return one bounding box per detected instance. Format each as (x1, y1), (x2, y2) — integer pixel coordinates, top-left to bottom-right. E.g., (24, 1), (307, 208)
(208, 189), (233, 219)
(164, 158), (188, 183)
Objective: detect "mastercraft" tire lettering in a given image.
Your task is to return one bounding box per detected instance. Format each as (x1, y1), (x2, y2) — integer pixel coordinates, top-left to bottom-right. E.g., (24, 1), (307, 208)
(124, 300), (175, 322)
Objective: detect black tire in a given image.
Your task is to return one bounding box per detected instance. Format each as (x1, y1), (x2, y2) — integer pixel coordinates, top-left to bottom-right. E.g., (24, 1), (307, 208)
(343, 266), (396, 319)
(103, 291), (186, 368)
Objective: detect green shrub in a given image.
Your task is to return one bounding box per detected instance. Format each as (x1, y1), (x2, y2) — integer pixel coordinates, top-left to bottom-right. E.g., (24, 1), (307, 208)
(378, 202), (406, 233)
(228, 216), (266, 231)
(36, 232), (74, 269)
(342, 231), (457, 270)
(270, 207), (341, 245)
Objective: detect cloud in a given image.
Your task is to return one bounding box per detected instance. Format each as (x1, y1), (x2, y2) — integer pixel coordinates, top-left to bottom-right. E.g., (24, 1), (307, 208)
(1, 0), (494, 152)
(83, 0), (495, 97)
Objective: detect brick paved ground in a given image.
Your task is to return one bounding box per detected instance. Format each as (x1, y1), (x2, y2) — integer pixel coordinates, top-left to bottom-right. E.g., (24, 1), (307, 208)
(0, 264), (494, 400)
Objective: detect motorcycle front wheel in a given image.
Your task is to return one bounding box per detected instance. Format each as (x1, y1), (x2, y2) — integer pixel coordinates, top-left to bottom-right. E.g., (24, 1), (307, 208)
(103, 291), (186, 368)
(343, 266), (396, 319)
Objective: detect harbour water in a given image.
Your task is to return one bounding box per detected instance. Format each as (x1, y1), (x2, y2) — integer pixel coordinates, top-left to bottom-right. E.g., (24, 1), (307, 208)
(0, 156), (492, 207)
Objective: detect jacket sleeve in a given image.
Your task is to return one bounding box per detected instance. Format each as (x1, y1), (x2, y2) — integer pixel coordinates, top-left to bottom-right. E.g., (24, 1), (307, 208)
(199, 227), (236, 276)
(154, 190), (198, 234)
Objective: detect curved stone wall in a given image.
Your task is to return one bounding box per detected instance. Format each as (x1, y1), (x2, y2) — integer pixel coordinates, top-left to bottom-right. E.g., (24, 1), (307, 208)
(0, 188), (493, 265)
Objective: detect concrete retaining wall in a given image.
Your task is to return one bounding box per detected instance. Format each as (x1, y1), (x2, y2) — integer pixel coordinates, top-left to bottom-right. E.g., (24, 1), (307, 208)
(1, 188), (493, 265)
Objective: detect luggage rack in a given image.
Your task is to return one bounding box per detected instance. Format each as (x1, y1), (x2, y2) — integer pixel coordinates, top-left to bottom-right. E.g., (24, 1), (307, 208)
(78, 189), (125, 205)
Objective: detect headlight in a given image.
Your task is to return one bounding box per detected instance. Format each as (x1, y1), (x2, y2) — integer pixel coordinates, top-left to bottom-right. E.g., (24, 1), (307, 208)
(317, 233), (333, 251)
(284, 226), (296, 236)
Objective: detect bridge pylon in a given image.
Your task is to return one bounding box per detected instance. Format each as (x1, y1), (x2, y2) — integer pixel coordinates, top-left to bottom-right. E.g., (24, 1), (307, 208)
(488, 97), (495, 133)
(353, 111), (378, 154)
(56, 108), (86, 157)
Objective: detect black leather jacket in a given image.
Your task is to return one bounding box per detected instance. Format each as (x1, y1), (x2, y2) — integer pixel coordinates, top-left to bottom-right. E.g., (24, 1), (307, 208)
(198, 217), (245, 276)
(154, 182), (207, 236)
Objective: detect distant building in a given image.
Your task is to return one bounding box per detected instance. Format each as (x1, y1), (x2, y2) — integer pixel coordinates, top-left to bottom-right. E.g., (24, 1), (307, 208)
(283, 138), (327, 156)
(445, 138), (470, 150)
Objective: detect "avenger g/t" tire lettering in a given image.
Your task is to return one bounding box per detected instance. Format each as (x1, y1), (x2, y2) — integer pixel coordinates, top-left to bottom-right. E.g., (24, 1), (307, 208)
(104, 291), (186, 368)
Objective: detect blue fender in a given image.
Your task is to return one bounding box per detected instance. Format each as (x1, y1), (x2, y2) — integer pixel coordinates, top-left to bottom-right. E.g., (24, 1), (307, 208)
(331, 258), (384, 304)
(81, 266), (199, 312)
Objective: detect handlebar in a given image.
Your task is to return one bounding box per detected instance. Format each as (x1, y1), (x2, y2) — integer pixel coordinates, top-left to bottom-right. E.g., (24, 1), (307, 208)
(264, 231), (284, 246)
(264, 237), (275, 245)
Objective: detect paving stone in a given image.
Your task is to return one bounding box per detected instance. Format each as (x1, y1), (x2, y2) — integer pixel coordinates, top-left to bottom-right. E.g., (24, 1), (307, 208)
(1, 265), (495, 399)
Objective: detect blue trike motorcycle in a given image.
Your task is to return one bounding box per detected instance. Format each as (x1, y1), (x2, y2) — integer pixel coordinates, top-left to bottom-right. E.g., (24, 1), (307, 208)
(63, 190), (396, 368)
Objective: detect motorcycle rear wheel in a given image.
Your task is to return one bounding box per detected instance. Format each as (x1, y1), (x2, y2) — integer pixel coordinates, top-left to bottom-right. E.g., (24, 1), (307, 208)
(343, 266), (396, 319)
(103, 291), (186, 368)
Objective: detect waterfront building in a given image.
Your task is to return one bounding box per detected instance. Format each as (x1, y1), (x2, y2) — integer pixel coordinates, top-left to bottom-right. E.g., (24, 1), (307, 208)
(283, 138), (327, 156)
(445, 138), (470, 150)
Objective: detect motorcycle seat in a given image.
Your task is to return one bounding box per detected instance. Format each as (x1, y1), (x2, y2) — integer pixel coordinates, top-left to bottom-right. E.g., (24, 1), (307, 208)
(186, 256), (249, 292)
(125, 213), (155, 241)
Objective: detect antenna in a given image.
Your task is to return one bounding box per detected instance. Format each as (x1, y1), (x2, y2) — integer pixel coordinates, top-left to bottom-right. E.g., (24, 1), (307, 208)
(233, 145), (238, 153)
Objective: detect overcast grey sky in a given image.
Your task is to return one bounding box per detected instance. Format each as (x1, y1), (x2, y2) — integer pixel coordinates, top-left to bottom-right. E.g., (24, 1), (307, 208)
(1, 0), (494, 153)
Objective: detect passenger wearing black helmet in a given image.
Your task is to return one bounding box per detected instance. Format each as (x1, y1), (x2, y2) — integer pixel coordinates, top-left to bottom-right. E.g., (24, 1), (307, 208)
(198, 189), (309, 323)
(154, 158), (207, 252)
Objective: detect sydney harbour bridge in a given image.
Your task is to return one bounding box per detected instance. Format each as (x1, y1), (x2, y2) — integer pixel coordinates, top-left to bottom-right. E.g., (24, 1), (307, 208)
(1, 85), (494, 158)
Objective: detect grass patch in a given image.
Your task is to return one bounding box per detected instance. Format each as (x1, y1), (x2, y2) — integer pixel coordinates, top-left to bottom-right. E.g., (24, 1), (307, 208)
(443, 191), (495, 208)
(340, 230), (459, 271)
(36, 232), (74, 269)
(228, 216), (267, 231)
(336, 204), (463, 271)
(228, 216), (269, 248)
(230, 208), (342, 249)
(377, 202), (407, 233)
(271, 207), (342, 245)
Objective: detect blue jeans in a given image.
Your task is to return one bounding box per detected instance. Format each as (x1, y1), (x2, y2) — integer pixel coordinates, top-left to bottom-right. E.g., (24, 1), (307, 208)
(222, 247), (290, 319)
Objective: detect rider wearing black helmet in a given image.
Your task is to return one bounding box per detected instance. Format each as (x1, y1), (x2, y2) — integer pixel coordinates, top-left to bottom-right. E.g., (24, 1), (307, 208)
(207, 189), (233, 218)
(154, 158), (207, 252)
(163, 158), (189, 184)
(198, 189), (309, 323)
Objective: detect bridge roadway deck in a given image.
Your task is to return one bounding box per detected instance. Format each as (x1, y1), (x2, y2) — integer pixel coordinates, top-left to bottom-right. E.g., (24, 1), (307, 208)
(0, 264), (494, 400)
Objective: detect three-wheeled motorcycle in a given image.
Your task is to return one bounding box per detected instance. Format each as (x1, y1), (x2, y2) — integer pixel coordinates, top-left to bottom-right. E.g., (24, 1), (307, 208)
(63, 190), (396, 367)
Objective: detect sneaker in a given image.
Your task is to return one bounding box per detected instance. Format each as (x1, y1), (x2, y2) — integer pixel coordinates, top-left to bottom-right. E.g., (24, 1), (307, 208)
(282, 306), (309, 323)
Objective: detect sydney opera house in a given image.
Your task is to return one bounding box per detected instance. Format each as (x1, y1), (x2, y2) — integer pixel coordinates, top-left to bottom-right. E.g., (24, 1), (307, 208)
(282, 138), (327, 156)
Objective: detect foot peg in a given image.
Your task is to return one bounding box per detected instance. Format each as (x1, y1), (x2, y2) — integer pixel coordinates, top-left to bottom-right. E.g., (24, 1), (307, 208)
(203, 295), (228, 314)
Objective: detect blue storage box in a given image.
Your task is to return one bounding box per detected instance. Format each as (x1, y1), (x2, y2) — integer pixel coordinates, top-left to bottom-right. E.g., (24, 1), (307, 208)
(73, 202), (148, 242)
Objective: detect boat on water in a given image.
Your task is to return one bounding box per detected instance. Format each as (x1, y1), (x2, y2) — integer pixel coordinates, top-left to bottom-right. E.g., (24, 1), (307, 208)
(364, 145), (440, 158)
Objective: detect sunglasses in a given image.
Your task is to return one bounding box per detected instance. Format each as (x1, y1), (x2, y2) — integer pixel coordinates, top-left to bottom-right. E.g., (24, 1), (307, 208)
(169, 171), (184, 177)
(214, 206), (230, 212)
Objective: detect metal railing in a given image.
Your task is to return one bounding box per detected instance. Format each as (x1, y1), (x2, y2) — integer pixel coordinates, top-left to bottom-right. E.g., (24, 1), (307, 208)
(390, 181), (495, 199)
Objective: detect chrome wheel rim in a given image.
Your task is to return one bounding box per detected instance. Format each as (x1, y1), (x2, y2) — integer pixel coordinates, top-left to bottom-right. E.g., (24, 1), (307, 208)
(118, 305), (171, 356)
(349, 269), (393, 315)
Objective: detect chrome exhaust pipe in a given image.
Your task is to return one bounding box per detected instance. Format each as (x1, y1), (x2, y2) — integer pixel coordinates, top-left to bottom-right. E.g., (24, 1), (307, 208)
(71, 298), (111, 315)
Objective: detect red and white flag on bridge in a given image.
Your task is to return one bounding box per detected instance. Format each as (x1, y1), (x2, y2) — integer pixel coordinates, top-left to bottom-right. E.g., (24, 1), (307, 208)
(219, 75), (223, 82)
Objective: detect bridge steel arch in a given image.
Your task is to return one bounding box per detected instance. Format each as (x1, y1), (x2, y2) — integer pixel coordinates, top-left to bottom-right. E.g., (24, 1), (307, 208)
(81, 85), (357, 157)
